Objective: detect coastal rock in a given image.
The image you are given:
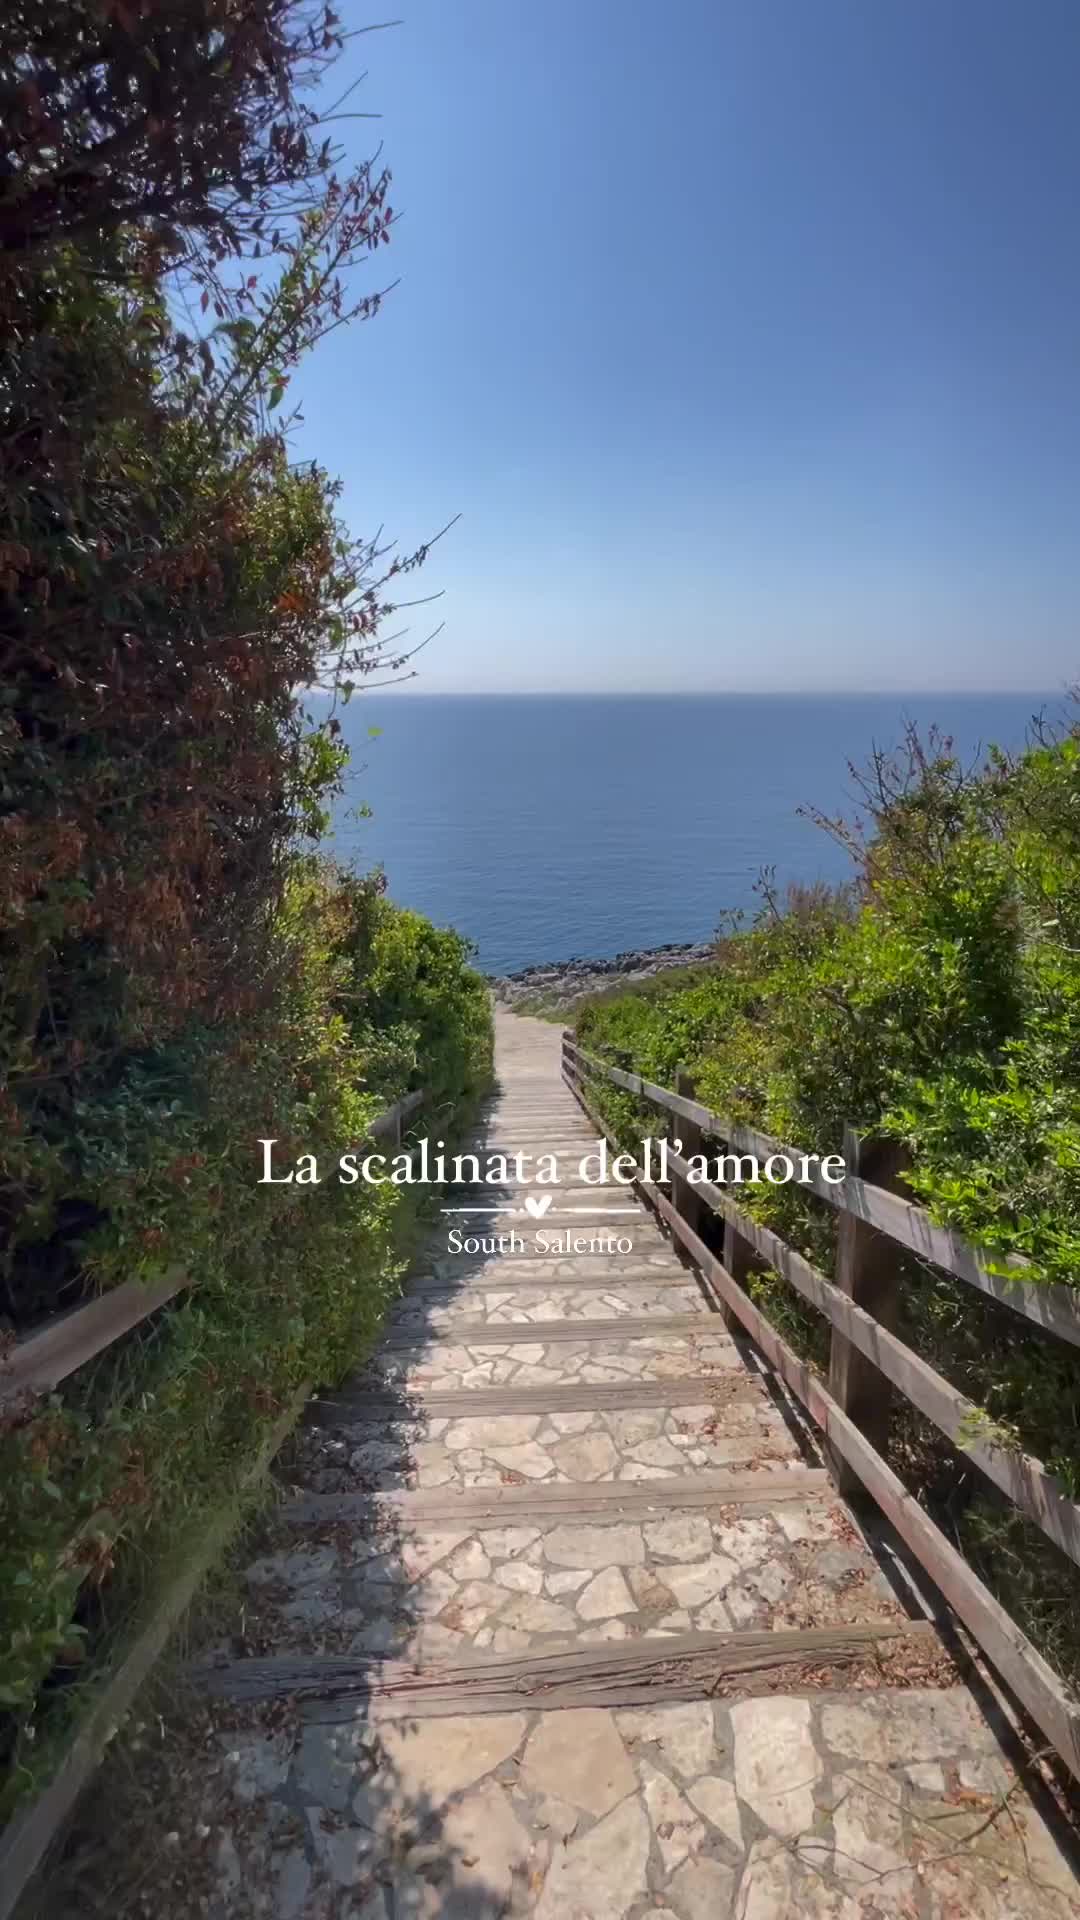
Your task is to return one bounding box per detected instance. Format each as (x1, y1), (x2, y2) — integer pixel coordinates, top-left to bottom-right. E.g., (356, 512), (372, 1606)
(488, 941), (715, 1010)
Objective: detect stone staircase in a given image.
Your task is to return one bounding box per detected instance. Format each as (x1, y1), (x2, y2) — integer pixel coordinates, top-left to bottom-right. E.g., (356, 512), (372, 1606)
(186, 1008), (1080, 1919)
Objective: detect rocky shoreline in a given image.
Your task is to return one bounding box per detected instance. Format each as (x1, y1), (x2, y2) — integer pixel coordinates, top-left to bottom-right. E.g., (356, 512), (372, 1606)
(488, 939), (715, 1010)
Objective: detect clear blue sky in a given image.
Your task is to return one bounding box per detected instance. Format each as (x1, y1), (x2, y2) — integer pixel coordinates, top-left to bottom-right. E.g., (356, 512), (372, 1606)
(293, 0), (1080, 693)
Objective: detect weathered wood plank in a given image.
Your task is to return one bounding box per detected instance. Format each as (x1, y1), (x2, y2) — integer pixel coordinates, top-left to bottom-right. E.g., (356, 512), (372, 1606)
(827, 1128), (903, 1495)
(193, 1621), (940, 1714)
(671, 1067), (710, 1248)
(368, 1088), (424, 1142)
(404, 1269), (704, 1295)
(470, 1131), (604, 1146)
(825, 1173), (1080, 1346)
(279, 1467), (831, 1526)
(382, 1312), (713, 1350)
(0, 1268), (189, 1408)
(313, 1375), (753, 1422)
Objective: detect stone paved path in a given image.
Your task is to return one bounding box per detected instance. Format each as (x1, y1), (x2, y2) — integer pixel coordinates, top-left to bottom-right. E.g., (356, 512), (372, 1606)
(192, 1010), (1080, 1918)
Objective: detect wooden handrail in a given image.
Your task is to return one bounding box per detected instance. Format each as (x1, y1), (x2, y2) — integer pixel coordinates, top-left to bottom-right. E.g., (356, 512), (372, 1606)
(563, 1047), (1080, 1785)
(562, 1035), (1080, 1346)
(0, 1386), (311, 1920)
(566, 1036), (1080, 1563)
(668, 1147), (1080, 1572)
(0, 1086), (428, 1412)
(0, 1081), (430, 1911)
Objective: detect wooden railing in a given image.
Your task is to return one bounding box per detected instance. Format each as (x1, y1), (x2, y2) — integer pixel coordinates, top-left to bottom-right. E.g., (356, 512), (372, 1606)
(561, 1031), (1080, 1782)
(0, 1089), (425, 1411)
(0, 1084), (426, 1917)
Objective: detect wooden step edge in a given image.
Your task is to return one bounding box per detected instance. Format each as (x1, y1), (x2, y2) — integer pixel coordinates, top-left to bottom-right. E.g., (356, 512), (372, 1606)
(381, 1312), (716, 1350)
(278, 1466), (831, 1526)
(404, 1269), (705, 1295)
(474, 1129), (594, 1137)
(312, 1375), (756, 1422)
(191, 1620), (950, 1716)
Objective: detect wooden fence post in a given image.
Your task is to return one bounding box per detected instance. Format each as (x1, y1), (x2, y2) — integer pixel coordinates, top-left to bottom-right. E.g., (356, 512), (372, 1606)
(719, 1187), (761, 1338)
(561, 1029), (576, 1089)
(826, 1126), (903, 1496)
(671, 1068), (709, 1249)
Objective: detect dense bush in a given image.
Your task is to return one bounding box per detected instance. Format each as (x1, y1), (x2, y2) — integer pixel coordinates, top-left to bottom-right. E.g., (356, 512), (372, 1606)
(576, 718), (1080, 1687)
(0, 862), (489, 1801)
(0, 1), (492, 1810)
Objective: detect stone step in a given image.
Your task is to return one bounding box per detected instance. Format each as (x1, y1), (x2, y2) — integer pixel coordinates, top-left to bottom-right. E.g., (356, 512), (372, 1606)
(467, 1145), (603, 1160)
(364, 1324), (743, 1395)
(476, 1125), (591, 1139)
(437, 1205), (641, 1225)
(280, 1466), (832, 1525)
(383, 1313), (712, 1351)
(318, 1376), (759, 1422)
(174, 1009), (1080, 1920)
(405, 1268), (700, 1293)
(444, 1175), (642, 1190)
(436, 1199), (648, 1221)
(423, 1251), (678, 1284)
(298, 1383), (801, 1497)
(239, 1478), (905, 1660)
(388, 1288), (708, 1336)
(190, 1681), (1077, 1920)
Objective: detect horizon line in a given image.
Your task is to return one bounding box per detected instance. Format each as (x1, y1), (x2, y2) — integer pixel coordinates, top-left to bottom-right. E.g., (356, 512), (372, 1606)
(305, 684), (1063, 700)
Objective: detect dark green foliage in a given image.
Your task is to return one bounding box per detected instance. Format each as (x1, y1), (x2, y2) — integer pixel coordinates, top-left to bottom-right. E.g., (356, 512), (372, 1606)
(0, 2), (492, 1809)
(0, 861), (491, 1806)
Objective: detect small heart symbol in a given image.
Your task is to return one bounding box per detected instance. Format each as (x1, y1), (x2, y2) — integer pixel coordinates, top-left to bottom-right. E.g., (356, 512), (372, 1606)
(524, 1193), (554, 1218)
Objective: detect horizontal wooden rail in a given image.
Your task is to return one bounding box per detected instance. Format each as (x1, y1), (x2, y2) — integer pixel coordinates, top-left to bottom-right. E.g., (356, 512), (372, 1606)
(564, 1053), (1080, 1785)
(0, 1081), (434, 1916)
(0, 1087), (427, 1413)
(0, 1269), (189, 1409)
(0, 1384), (310, 1920)
(369, 1087), (425, 1142)
(667, 1148), (1080, 1573)
(567, 1038), (1080, 1561)
(563, 1035), (1080, 1346)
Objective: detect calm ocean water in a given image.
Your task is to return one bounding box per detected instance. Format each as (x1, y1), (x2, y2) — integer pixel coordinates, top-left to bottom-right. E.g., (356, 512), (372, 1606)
(321, 693), (1059, 975)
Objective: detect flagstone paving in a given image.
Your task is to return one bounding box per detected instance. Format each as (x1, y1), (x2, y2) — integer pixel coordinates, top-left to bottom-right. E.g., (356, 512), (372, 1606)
(384, 1279), (705, 1326)
(188, 1009), (1080, 1918)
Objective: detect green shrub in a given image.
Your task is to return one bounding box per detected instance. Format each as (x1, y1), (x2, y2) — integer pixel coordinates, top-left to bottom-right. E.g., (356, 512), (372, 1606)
(0, 860), (491, 1806)
(0, 0), (493, 1820)
(576, 717), (1080, 1686)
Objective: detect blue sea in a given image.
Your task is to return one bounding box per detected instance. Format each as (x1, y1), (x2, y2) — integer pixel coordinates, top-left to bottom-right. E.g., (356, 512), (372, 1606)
(321, 693), (1062, 975)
